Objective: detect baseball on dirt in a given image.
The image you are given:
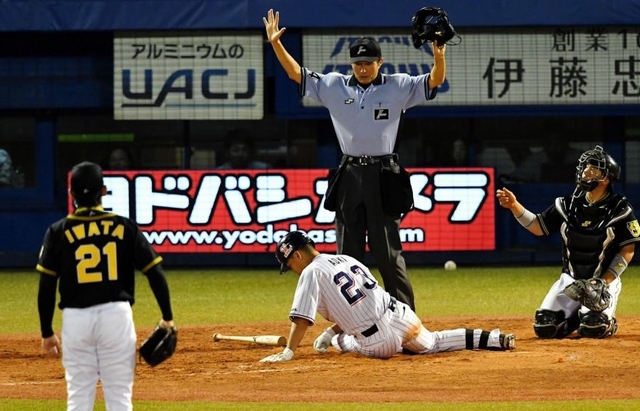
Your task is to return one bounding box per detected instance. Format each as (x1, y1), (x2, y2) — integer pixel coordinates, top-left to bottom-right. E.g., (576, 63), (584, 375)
(444, 260), (457, 271)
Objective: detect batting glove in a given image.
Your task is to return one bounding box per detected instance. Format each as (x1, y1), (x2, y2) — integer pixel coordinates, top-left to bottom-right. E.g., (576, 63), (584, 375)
(313, 327), (336, 353)
(259, 347), (294, 363)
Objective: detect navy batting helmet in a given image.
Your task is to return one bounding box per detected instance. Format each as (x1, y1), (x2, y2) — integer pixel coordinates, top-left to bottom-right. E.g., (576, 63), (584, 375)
(275, 231), (314, 273)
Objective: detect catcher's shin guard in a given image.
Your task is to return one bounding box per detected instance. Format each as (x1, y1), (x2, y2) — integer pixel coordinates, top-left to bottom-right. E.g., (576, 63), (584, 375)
(533, 309), (578, 339)
(578, 312), (618, 338)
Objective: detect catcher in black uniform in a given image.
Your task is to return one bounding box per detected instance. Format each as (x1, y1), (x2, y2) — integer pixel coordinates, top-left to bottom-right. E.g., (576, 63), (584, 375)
(497, 145), (640, 339)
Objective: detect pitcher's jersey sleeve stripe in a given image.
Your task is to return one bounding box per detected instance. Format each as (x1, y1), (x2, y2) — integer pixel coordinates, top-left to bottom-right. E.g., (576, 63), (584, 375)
(36, 264), (56, 276)
(141, 256), (163, 273)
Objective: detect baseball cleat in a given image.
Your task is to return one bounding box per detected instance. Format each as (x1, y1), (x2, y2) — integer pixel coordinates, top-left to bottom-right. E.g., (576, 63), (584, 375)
(499, 333), (516, 350)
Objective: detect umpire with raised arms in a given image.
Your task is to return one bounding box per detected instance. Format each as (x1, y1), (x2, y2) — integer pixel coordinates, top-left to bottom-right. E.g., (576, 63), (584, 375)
(263, 9), (447, 310)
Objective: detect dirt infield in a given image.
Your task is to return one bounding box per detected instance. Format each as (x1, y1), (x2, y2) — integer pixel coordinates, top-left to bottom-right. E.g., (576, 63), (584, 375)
(2, 315), (640, 403)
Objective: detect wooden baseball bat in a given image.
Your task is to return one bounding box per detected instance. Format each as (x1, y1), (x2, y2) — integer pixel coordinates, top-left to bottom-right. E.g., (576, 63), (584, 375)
(212, 333), (287, 347)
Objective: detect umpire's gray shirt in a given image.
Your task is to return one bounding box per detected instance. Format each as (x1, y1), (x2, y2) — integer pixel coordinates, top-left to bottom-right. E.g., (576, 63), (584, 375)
(300, 68), (437, 157)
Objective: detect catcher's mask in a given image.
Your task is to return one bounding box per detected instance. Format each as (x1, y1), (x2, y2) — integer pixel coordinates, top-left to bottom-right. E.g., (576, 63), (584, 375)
(575, 145), (621, 192)
(275, 231), (315, 274)
(411, 7), (458, 49)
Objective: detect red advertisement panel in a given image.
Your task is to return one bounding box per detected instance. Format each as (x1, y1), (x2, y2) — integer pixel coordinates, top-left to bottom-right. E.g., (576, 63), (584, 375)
(68, 168), (495, 252)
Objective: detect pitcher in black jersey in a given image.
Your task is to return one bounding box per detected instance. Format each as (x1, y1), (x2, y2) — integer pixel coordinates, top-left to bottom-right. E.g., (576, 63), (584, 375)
(36, 161), (175, 411)
(497, 145), (640, 339)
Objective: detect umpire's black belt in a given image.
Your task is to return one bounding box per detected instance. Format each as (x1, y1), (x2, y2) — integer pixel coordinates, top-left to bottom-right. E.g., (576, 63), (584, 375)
(344, 154), (398, 167)
(360, 297), (397, 338)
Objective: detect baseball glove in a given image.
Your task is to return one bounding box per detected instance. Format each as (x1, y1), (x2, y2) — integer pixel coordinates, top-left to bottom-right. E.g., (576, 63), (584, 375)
(563, 278), (611, 312)
(411, 7), (457, 49)
(139, 323), (177, 367)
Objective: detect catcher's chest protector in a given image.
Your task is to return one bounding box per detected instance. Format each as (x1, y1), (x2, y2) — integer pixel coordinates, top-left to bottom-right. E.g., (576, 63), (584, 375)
(562, 225), (611, 279)
(560, 195), (626, 279)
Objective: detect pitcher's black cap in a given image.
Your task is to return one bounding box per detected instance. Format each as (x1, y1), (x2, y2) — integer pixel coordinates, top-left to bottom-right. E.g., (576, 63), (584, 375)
(349, 37), (382, 63)
(70, 161), (104, 204)
(275, 231), (315, 273)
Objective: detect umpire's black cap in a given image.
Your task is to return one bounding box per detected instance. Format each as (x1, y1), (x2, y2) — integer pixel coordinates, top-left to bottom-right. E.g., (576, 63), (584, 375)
(349, 37), (382, 63)
(70, 161), (104, 205)
(275, 231), (315, 274)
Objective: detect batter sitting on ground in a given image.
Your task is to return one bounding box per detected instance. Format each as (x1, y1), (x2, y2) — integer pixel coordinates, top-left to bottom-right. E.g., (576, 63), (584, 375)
(260, 231), (515, 362)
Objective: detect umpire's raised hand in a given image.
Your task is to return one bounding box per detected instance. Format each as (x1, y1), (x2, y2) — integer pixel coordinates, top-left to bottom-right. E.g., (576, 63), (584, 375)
(263, 9), (286, 44)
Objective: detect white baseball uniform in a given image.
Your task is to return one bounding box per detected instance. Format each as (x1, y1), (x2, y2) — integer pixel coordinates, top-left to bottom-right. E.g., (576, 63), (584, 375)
(290, 253), (506, 359)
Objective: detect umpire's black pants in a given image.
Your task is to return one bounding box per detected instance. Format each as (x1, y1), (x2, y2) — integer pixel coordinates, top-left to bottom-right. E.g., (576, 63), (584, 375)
(334, 160), (416, 310)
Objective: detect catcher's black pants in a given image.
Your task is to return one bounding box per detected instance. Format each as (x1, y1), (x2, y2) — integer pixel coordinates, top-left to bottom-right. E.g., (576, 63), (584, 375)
(334, 157), (415, 310)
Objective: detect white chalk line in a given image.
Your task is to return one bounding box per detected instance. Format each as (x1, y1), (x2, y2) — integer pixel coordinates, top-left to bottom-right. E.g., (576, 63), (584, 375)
(212, 364), (332, 376)
(0, 380), (61, 386)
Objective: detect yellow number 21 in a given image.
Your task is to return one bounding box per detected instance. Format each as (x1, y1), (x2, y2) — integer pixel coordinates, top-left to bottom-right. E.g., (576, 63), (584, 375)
(76, 242), (118, 284)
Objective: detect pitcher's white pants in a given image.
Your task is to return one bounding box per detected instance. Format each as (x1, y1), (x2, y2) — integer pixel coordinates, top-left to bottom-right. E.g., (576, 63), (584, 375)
(62, 301), (137, 411)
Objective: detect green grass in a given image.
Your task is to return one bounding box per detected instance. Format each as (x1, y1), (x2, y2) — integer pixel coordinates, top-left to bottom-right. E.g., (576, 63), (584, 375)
(2, 266), (640, 410)
(6, 266), (640, 334)
(2, 399), (639, 411)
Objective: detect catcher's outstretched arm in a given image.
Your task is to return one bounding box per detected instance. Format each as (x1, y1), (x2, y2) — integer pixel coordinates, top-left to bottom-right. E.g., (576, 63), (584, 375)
(496, 187), (544, 236)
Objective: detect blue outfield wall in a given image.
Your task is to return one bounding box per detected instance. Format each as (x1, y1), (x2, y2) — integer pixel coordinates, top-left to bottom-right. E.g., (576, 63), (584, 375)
(1, 1), (639, 268)
(0, 0), (638, 31)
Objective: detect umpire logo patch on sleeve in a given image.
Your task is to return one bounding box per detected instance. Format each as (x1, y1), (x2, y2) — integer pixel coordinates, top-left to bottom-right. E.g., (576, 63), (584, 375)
(374, 108), (389, 120)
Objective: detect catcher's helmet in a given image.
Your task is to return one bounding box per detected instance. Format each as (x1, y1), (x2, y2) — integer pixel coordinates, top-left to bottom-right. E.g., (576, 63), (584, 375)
(411, 7), (457, 49)
(275, 231), (315, 273)
(575, 145), (621, 192)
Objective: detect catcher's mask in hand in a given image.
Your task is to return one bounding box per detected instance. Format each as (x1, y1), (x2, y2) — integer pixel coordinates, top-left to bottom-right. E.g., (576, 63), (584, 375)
(411, 7), (459, 49)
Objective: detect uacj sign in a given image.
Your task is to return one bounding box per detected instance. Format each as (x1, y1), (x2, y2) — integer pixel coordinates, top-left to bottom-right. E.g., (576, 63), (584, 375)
(114, 32), (264, 120)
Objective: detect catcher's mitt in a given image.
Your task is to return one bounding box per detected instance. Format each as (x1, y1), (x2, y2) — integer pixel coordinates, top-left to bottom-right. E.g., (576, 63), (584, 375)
(563, 278), (611, 312)
(411, 7), (457, 49)
(139, 323), (177, 367)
